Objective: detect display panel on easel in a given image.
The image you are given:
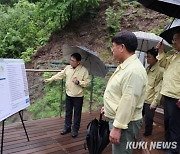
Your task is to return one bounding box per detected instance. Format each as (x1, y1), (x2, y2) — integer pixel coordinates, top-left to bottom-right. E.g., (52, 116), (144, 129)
(0, 59), (30, 122)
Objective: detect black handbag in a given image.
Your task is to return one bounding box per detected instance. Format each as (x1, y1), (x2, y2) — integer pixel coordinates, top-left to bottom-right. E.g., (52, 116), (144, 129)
(85, 113), (110, 154)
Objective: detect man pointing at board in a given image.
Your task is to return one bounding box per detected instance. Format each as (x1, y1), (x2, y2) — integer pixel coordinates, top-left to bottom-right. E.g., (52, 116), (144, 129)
(45, 53), (89, 138)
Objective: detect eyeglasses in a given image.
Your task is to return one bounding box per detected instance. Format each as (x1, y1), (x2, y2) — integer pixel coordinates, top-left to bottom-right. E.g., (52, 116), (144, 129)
(110, 44), (124, 51)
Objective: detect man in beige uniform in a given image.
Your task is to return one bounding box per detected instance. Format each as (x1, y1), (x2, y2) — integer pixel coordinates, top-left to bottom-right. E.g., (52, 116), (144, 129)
(45, 53), (89, 138)
(143, 48), (163, 137)
(102, 31), (148, 154)
(157, 29), (180, 154)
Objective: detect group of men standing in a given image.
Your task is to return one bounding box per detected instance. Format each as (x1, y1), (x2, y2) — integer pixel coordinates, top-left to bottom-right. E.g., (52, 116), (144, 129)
(45, 29), (180, 154)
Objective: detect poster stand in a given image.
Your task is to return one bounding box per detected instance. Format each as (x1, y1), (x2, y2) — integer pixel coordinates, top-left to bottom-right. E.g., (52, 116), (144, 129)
(1, 110), (29, 154)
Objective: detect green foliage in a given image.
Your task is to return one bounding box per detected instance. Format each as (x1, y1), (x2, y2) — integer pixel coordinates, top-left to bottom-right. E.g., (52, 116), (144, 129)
(105, 0), (125, 34)
(20, 48), (35, 62)
(28, 72), (66, 119)
(83, 76), (106, 111)
(28, 0), (41, 3)
(105, 7), (122, 33)
(0, 0), (39, 59)
(130, 1), (141, 8)
(27, 75), (106, 119)
(149, 29), (164, 36)
(27, 82), (64, 119)
(0, 0), (100, 61)
(92, 77), (106, 106)
(0, 0), (18, 6)
(43, 72), (53, 78)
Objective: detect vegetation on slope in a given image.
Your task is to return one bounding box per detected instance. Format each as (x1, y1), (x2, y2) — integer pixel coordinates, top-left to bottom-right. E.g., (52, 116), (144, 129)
(0, 0), (171, 120)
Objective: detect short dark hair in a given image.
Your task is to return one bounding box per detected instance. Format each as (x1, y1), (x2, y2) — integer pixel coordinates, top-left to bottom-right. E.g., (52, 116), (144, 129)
(174, 27), (180, 35)
(71, 53), (82, 61)
(147, 47), (158, 59)
(112, 30), (138, 52)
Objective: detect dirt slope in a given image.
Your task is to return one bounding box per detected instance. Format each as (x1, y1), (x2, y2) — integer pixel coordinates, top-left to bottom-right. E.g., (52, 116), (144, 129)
(25, 0), (170, 106)
(27, 0), (169, 68)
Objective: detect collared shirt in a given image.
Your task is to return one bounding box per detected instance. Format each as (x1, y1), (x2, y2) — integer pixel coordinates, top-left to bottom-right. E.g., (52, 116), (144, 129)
(47, 64), (89, 97)
(157, 52), (180, 99)
(145, 62), (164, 106)
(103, 54), (148, 129)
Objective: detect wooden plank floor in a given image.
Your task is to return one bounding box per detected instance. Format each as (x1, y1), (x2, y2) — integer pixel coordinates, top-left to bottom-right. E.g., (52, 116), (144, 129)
(0, 110), (165, 154)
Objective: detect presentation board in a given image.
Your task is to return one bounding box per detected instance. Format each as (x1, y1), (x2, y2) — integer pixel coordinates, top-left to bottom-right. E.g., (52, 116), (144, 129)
(0, 59), (30, 122)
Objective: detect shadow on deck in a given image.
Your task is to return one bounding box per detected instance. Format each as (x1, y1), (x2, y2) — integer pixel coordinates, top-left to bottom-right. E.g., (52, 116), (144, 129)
(0, 109), (165, 154)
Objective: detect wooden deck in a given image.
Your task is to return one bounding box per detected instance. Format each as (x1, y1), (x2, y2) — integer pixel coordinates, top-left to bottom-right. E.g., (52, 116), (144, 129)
(0, 110), (165, 154)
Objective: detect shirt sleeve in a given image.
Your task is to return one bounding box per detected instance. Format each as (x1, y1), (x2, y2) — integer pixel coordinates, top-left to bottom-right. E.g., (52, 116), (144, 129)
(157, 52), (169, 69)
(47, 67), (66, 82)
(79, 69), (90, 88)
(151, 68), (164, 106)
(113, 71), (145, 129)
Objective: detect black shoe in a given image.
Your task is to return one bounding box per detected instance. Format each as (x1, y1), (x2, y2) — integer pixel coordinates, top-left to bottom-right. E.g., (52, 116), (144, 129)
(61, 128), (71, 135)
(71, 131), (78, 138)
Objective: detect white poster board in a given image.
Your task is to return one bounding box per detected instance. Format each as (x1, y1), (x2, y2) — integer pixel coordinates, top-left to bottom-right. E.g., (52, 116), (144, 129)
(0, 59), (30, 122)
